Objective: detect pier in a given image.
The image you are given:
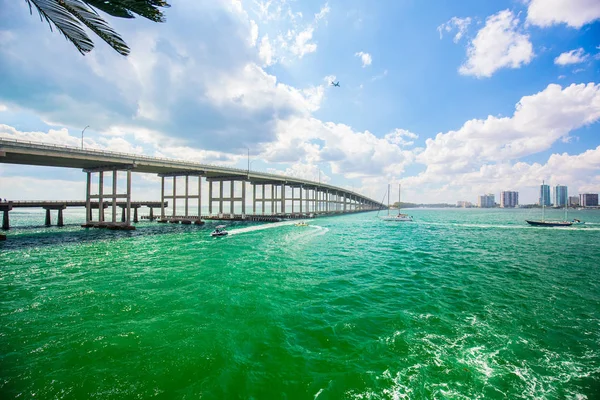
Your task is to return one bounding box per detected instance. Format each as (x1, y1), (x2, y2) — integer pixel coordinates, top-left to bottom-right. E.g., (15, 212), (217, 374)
(0, 138), (385, 232)
(0, 201), (166, 230)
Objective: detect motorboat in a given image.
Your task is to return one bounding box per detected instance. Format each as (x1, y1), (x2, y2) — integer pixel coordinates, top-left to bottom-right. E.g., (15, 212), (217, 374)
(295, 222), (308, 226)
(211, 225), (228, 237)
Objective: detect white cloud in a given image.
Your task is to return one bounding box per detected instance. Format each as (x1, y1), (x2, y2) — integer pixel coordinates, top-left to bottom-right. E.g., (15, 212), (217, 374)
(0, 104), (7, 112)
(250, 20), (259, 46)
(459, 10), (534, 78)
(290, 27), (317, 58)
(418, 83), (600, 168)
(315, 3), (330, 23)
(252, 1), (328, 63)
(355, 51), (372, 68)
(384, 129), (419, 147)
(554, 48), (589, 66)
(437, 16), (472, 43)
(527, 0), (600, 28)
(259, 35), (275, 66)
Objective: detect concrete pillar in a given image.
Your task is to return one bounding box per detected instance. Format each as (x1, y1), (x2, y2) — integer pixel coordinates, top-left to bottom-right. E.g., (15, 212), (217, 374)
(57, 209), (64, 227)
(198, 177), (202, 217)
(262, 184), (266, 215)
(185, 175), (189, 217)
(230, 181), (234, 214)
(112, 170), (117, 223)
(253, 183), (256, 214)
(161, 176), (165, 219)
(121, 207), (126, 222)
(133, 207), (138, 223)
(300, 187), (303, 213)
(2, 210), (9, 230)
(149, 207), (154, 220)
(45, 209), (51, 226)
(86, 172), (91, 224)
(219, 181), (224, 214)
(271, 184), (275, 215)
(126, 170), (131, 224)
(208, 180), (213, 215)
(242, 181), (246, 215)
(98, 171), (104, 222)
(291, 187), (295, 214)
(172, 176), (177, 218)
(281, 184), (286, 214)
(344, 193), (347, 212)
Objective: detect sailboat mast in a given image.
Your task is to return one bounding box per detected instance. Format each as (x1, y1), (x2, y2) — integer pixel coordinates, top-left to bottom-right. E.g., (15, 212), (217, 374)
(387, 184), (390, 216)
(398, 184), (401, 215)
(542, 180), (545, 222)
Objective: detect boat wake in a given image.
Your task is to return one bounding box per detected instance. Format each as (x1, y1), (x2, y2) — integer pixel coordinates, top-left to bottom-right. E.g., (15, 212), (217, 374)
(227, 220), (325, 236)
(420, 222), (600, 231)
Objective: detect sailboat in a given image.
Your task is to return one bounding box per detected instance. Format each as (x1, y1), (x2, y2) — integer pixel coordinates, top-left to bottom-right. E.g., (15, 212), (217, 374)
(380, 184), (413, 222)
(525, 181), (572, 227)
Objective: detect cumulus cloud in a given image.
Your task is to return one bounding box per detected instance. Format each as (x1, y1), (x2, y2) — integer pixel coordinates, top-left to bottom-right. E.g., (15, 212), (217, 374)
(355, 51), (372, 67)
(526, 0), (600, 28)
(418, 83), (600, 169)
(459, 10), (534, 78)
(554, 48), (589, 66)
(437, 16), (472, 43)
(259, 35), (275, 66)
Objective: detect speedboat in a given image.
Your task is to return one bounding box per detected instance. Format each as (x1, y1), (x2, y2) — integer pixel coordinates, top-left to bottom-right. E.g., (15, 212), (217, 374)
(380, 213), (413, 222)
(295, 222), (308, 227)
(211, 225), (228, 237)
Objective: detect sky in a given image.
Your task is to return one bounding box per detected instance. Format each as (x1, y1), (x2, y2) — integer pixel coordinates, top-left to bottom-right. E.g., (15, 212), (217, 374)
(0, 0), (599, 204)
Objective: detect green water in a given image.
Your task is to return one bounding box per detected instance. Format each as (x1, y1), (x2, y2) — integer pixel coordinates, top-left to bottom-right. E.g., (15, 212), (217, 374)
(1, 209), (599, 399)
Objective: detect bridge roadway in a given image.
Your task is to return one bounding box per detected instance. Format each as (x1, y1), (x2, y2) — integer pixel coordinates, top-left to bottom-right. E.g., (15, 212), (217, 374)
(0, 138), (385, 230)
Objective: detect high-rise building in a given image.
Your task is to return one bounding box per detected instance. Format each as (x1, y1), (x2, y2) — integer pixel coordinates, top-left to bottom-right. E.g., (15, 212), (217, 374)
(500, 191), (518, 208)
(553, 185), (568, 207)
(478, 194), (495, 208)
(580, 193), (599, 207)
(539, 184), (551, 206)
(457, 201), (472, 208)
(568, 196), (579, 207)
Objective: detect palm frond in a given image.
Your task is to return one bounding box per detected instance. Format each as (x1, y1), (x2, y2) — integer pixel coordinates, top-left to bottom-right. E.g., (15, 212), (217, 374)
(84, 0), (170, 23)
(26, 0), (95, 54)
(60, 0), (130, 55)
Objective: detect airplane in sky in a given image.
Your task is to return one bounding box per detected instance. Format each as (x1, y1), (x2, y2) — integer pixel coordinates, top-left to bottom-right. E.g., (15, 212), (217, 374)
(330, 81), (340, 87)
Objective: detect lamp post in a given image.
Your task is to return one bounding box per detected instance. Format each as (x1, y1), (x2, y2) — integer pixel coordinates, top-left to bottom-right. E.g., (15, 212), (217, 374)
(81, 125), (89, 150)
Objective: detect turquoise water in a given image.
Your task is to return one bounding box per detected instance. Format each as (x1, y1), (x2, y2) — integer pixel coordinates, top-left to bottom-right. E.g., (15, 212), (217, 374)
(1, 208), (599, 399)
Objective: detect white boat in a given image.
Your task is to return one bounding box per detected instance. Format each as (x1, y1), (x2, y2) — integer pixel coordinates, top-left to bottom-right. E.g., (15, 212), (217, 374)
(211, 225), (229, 237)
(380, 184), (413, 222)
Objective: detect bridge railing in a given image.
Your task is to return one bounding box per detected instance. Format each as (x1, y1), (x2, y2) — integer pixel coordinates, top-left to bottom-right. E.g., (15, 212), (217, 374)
(0, 137), (383, 205)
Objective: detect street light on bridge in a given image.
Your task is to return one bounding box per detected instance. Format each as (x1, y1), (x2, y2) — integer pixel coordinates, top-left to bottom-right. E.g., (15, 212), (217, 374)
(81, 125), (89, 150)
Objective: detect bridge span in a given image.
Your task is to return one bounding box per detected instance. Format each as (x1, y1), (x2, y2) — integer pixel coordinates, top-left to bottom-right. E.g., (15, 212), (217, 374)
(0, 138), (384, 230)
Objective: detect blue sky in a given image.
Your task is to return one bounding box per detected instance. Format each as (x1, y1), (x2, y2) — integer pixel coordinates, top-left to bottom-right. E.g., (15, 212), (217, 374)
(0, 0), (599, 204)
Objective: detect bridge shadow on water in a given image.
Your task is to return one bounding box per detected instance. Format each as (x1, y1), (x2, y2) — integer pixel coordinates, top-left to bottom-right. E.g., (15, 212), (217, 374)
(0, 221), (235, 251)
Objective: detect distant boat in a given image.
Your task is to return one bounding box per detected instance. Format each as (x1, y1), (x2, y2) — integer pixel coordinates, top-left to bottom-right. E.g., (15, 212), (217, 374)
(526, 180), (572, 227)
(295, 222), (308, 227)
(380, 184), (413, 222)
(211, 225), (229, 237)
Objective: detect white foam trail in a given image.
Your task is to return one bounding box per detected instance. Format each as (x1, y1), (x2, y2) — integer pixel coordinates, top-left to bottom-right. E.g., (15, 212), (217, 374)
(314, 388), (324, 399)
(227, 220), (311, 236)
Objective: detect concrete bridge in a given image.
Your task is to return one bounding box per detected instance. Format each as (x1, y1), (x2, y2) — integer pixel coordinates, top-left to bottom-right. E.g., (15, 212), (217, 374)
(0, 138), (385, 230)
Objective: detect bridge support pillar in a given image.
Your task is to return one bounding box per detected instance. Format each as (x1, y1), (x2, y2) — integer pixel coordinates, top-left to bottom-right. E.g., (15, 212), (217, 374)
(45, 208), (51, 226)
(82, 165), (135, 230)
(2, 209), (10, 230)
(57, 209), (64, 227)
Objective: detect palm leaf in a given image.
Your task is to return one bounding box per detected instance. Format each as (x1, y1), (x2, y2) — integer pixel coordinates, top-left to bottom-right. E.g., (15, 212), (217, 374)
(84, 0), (170, 22)
(26, 0), (95, 54)
(60, 0), (130, 55)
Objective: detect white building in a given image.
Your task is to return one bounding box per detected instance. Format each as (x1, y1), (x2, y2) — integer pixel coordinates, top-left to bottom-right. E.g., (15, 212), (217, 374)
(478, 194), (495, 208)
(500, 191), (518, 208)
